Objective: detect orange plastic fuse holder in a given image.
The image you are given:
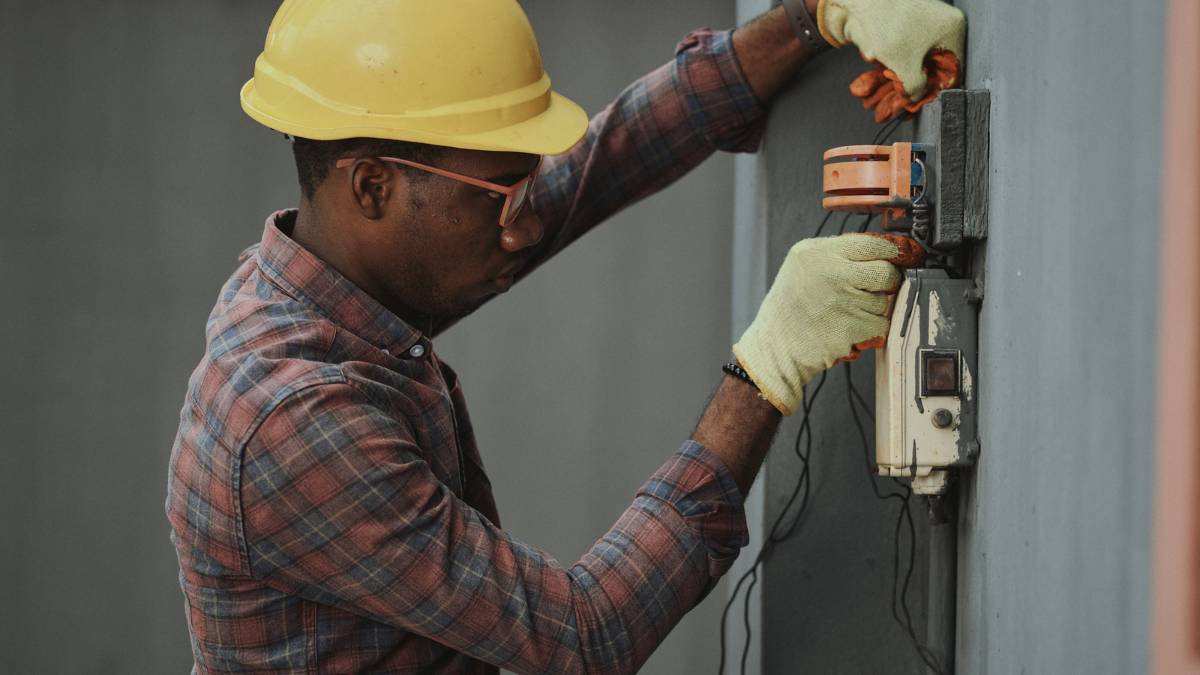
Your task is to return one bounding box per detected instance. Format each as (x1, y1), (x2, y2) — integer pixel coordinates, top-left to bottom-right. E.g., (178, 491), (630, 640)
(822, 143), (929, 230)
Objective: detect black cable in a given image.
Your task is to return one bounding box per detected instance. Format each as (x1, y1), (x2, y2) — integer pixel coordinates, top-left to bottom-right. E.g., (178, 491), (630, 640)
(843, 364), (903, 504)
(836, 211), (856, 235)
(769, 373), (825, 543)
(847, 361), (919, 630)
(846, 206), (947, 674)
(873, 116), (907, 145)
(717, 115), (916, 675)
(845, 367), (946, 675)
(739, 566), (759, 674)
(812, 205), (838, 238)
(857, 213), (874, 233)
(717, 372), (826, 675)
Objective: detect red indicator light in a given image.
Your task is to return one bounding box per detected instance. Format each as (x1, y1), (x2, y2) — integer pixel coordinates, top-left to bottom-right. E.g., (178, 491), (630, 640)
(923, 352), (959, 396)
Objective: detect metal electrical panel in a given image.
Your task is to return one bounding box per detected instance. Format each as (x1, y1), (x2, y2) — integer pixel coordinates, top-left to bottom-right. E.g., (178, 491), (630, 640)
(876, 269), (980, 495)
(822, 89), (990, 495)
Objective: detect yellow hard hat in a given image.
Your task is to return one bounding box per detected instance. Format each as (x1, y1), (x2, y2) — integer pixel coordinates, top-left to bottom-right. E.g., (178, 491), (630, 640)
(240, 0), (588, 155)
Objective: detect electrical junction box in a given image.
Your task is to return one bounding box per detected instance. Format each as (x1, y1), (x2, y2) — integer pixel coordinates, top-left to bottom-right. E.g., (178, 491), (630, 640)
(822, 142), (931, 230)
(822, 89), (989, 495)
(875, 269), (979, 495)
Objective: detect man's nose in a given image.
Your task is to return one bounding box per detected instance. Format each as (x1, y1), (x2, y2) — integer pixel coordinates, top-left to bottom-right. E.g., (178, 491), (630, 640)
(499, 208), (544, 253)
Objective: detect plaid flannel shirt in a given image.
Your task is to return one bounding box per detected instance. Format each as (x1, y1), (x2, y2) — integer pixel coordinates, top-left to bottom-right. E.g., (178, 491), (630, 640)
(167, 29), (765, 675)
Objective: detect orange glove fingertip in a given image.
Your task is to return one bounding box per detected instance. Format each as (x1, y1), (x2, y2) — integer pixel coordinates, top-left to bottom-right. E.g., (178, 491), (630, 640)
(833, 336), (889, 365)
(849, 67), (889, 97)
(862, 232), (926, 268)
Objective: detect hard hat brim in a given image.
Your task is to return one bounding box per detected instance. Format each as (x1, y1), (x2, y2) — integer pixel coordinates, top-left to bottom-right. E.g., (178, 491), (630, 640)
(241, 80), (589, 156)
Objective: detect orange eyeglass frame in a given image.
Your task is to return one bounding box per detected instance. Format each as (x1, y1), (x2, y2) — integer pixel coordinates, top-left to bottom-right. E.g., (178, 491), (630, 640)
(334, 155), (543, 228)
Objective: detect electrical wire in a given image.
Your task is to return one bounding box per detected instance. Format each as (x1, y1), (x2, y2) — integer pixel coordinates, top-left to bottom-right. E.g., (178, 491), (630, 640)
(812, 199), (839, 239)
(718, 114), (948, 675)
(840, 163), (946, 672)
(717, 370), (827, 675)
(717, 203), (838, 675)
(845, 362), (946, 675)
(839, 164), (946, 672)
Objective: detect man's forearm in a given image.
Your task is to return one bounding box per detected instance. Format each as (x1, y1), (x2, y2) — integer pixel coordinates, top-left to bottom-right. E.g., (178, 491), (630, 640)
(732, 2), (823, 103)
(693, 374), (782, 495)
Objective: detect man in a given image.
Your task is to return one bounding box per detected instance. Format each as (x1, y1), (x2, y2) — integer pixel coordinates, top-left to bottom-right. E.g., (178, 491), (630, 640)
(166, 0), (964, 672)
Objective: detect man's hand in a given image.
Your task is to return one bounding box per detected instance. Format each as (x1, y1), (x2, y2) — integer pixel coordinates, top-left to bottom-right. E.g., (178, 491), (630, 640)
(818, 0), (965, 119)
(732, 233), (923, 416)
(848, 50), (959, 123)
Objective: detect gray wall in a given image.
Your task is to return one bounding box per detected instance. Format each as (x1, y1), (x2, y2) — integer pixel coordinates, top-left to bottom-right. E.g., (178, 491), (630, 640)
(950, 0), (1160, 672)
(738, 0), (1163, 673)
(0, 2), (735, 673)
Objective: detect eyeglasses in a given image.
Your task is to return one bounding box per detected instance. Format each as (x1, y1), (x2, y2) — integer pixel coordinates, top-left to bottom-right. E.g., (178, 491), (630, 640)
(335, 155), (542, 228)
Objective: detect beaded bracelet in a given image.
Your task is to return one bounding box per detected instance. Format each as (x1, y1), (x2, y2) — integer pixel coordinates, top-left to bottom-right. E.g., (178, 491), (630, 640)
(722, 361), (762, 392)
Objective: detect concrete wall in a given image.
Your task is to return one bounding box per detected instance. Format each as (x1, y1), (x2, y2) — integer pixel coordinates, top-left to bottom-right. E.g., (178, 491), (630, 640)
(950, 1), (1161, 672)
(738, 0), (1164, 673)
(0, 2), (734, 673)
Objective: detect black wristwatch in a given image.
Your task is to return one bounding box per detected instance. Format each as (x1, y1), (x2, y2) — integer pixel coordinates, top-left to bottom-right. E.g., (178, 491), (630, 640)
(780, 0), (832, 56)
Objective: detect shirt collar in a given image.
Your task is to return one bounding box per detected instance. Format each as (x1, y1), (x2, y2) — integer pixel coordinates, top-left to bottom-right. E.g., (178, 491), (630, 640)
(254, 209), (426, 355)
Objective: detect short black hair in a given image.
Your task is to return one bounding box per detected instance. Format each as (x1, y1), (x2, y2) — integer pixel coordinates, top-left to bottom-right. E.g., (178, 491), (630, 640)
(290, 136), (446, 200)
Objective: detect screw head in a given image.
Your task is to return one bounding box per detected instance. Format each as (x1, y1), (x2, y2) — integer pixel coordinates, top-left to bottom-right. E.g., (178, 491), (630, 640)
(963, 284), (984, 305)
(931, 408), (954, 429)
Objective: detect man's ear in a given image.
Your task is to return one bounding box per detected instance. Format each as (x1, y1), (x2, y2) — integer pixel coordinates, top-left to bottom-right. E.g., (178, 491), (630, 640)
(345, 158), (403, 220)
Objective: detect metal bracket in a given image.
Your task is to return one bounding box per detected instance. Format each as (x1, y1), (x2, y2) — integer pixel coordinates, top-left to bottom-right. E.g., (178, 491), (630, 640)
(916, 89), (991, 251)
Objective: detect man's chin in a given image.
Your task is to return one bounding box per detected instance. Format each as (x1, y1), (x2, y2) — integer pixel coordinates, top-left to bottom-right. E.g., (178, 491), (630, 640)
(422, 283), (506, 320)
(467, 290), (501, 311)
(440, 290), (498, 317)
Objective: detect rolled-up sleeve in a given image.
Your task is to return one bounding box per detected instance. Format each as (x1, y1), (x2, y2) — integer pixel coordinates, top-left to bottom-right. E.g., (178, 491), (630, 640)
(530, 28), (767, 259)
(240, 382), (748, 675)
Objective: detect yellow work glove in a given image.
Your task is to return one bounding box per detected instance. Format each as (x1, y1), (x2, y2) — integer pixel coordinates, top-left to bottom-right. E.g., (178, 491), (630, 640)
(818, 0), (965, 100)
(733, 234), (922, 416)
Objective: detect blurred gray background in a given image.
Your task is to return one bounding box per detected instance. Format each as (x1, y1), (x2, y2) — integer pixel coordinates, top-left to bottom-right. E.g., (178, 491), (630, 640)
(0, 1), (738, 672)
(2, 1), (1170, 674)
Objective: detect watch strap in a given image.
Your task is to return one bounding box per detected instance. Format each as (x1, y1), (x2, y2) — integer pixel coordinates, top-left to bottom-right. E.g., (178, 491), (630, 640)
(780, 0), (832, 55)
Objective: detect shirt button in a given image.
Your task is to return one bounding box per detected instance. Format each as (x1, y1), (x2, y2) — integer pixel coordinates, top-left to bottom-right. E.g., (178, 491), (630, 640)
(408, 344), (426, 358)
